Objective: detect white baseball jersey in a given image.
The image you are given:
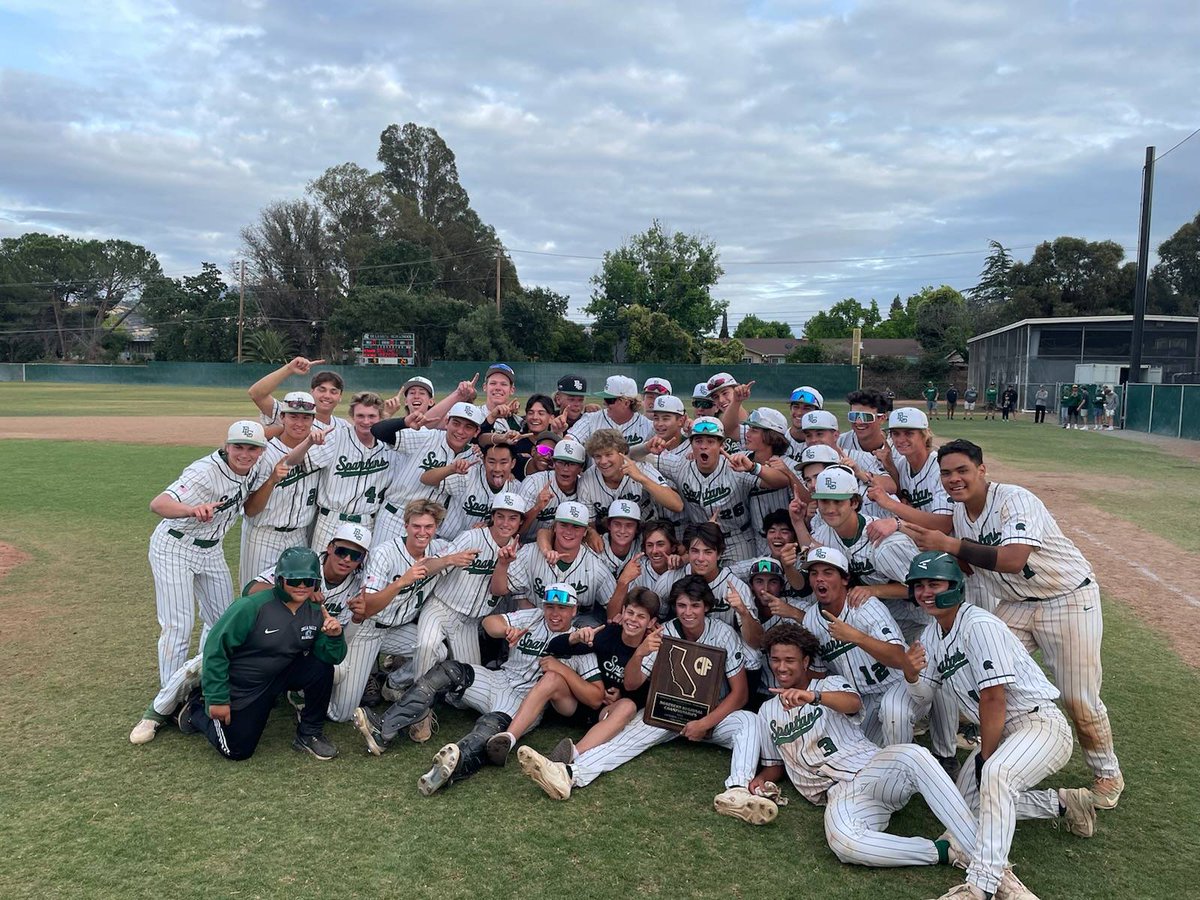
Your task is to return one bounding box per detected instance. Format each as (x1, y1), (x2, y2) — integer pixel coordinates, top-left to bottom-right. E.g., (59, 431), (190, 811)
(599, 535), (638, 579)
(498, 608), (601, 691)
(896, 452), (950, 516)
(243, 437), (334, 531)
(651, 566), (758, 630)
(746, 482), (790, 553)
(757, 676), (880, 805)
(428, 527), (514, 618)
(362, 537), (452, 627)
(576, 462), (670, 522)
(655, 454), (760, 556)
(638, 617), (746, 698)
(386, 428), (473, 510)
(810, 514), (918, 586)
(504, 543), (617, 614)
(159, 451), (268, 542)
(517, 470), (582, 533)
(952, 482), (1093, 600)
(567, 409), (655, 449)
(253, 561), (364, 625)
(784, 433), (807, 464)
(438, 467), (518, 538)
(315, 427), (393, 517)
(803, 598), (905, 697)
(260, 398), (350, 433)
(910, 604), (1060, 724)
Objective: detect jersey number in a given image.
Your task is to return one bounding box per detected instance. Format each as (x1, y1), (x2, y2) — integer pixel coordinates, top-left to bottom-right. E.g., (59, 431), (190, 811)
(1021, 564), (1036, 580)
(364, 486), (385, 504)
(817, 737), (838, 757)
(305, 488), (318, 507)
(857, 662), (891, 686)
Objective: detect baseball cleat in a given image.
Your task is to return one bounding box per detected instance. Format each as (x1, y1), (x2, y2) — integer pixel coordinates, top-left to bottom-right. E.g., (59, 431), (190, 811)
(517, 746), (572, 800)
(1059, 788), (1097, 838)
(409, 712), (437, 744)
(353, 706), (390, 756)
(713, 786), (778, 826)
(548, 737), (576, 765)
(359, 674), (383, 708)
(928, 885), (991, 900)
(935, 753), (962, 781)
(937, 831), (971, 870)
(292, 732), (338, 761)
(999, 868), (1040, 899)
(129, 717), (162, 745)
(485, 732), (514, 767)
(1091, 773), (1124, 810)
(418, 743), (460, 796)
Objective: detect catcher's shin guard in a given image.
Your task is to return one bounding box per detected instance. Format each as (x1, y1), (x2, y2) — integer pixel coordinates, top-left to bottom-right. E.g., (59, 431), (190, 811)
(453, 711), (513, 782)
(380, 661), (475, 740)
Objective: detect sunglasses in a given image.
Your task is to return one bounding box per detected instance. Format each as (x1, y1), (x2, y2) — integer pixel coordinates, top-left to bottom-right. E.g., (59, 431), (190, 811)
(846, 410), (878, 424)
(789, 389), (819, 405)
(692, 399), (715, 410)
(284, 578), (318, 588)
(691, 420), (722, 435)
(644, 385), (669, 395)
(753, 560), (784, 576)
(544, 588), (576, 606)
(332, 546), (365, 562)
(285, 399), (317, 412)
(706, 376), (735, 391)
(535, 444), (556, 456)
(603, 398), (619, 405)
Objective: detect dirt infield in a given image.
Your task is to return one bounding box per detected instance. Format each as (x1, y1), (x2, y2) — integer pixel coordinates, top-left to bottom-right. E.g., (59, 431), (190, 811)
(0, 542), (30, 584)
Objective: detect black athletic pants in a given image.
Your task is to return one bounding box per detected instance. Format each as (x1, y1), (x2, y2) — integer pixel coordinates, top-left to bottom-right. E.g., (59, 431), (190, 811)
(1035, 405), (1046, 423)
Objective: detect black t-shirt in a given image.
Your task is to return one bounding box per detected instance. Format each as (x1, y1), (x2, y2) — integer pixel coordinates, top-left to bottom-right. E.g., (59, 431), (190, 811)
(547, 623), (648, 706)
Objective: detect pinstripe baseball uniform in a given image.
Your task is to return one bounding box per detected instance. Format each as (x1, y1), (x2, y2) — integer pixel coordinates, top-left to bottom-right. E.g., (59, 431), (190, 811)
(746, 483), (791, 556)
(598, 534), (638, 579)
(149, 451), (267, 688)
(758, 679), (978, 867)
(655, 454), (761, 562)
(260, 398), (350, 433)
(952, 481), (1118, 778)
(373, 429), (474, 546)
(896, 453), (951, 516)
(567, 617), (759, 790)
(576, 462), (669, 522)
(651, 566), (759, 640)
(310, 427), (393, 553)
(743, 597), (813, 697)
(504, 544), (617, 620)
(438, 466), (518, 539)
(730, 557), (810, 606)
(803, 599), (905, 744)
(517, 470), (581, 534)
(907, 604), (1072, 894)
(567, 410), (655, 449)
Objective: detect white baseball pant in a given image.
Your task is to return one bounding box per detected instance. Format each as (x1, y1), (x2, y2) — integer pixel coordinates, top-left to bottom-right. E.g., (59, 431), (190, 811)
(571, 709), (760, 790)
(879, 680), (959, 758)
(824, 744), (979, 867)
(327, 622), (418, 722)
(238, 521), (307, 592)
(149, 653), (204, 717)
(994, 583), (1119, 778)
(413, 598), (482, 680)
(149, 525), (234, 688)
(459, 667), (529, 718)
(369, 506), (406, 548)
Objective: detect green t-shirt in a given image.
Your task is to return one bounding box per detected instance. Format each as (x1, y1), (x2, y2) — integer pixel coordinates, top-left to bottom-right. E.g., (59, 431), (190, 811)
(923, 387), (936, 401)
(985, 387), (998, 403)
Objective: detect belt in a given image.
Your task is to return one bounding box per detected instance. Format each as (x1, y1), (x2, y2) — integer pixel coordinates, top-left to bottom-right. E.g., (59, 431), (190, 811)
(318, 507), (363, 523)
(1024, 576), (1091, 602)
(273, 526), (299, 533)
(167, 528), (220, 549)
(384, 503), (400, 515)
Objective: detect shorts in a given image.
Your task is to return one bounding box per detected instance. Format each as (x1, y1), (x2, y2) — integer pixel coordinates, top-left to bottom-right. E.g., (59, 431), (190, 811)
(964, 402), (976, 411)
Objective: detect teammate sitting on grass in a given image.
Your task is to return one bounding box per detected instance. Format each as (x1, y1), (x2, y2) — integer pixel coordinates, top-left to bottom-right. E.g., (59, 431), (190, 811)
(175, 547), (346, 761)
(352, 583), (601, 797)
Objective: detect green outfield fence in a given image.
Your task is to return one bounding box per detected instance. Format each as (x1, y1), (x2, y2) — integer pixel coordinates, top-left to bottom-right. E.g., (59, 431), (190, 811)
(1124, 383), (1200, 441)
(0, 360), (860, 401)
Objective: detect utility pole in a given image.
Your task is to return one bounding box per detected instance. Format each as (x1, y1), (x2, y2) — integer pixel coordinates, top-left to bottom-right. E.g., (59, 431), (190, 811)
(1128, 146), (1155, 384)
(495, 254), (501, 314)
(237, 259), (246, 364)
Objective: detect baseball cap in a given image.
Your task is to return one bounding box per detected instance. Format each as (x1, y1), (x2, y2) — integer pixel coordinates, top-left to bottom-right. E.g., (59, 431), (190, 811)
(706, 372), (739, 393)
(607, 499), (641, 521)
(557, 374), (587, 396)
(691, 382), (711, 400)
(690, 416), (725, 439)
(789, 386), (824, 408)
(331, 522), (372, 550)
(745, 407), (788, 436)
(799, 445), (841, 467)
(811, 465), (858, 500)
(801, 410), (839, 432)
(401, 376), (435, 397)
(280, 391), (317, 415)
(651, 395), (686, 416)
(888, 407), (929, 430)
(748, 557), (785, 579)
(596, 375), (638, 399)
(642, 377), (672, 396)
(448, 401), (486, 427)
(543, 582), (579, 607)
(555, 500), (591, 526)
(226, 420), (267, 448)
(491, 492), (528, 514)
(484, 363), (516, 384)
(805, 545), (850, 574)
(553, 438), (586, 464)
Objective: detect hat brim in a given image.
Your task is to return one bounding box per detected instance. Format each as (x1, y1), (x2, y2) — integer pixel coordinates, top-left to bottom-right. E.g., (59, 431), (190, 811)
(555, 517), (589, 527)
(811, 492), (857, 501)
(557, 389), (588, 396)
(594, 391), (633, 399)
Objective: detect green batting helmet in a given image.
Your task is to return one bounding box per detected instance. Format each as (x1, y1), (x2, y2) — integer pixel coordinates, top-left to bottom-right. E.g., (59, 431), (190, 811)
(905, 550), (964, 609)
(276, 546), (321, 582)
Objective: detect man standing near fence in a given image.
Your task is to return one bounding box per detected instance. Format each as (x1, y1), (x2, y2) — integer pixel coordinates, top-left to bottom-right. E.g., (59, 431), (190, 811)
(1034, 385), (1049, 424)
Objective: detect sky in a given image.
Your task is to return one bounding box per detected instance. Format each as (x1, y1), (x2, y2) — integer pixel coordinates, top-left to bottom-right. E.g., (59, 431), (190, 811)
(1, 0), (1198, 336)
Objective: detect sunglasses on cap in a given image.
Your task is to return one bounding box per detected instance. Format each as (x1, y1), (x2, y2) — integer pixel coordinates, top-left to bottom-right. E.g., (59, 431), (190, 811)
(285, 399), (317, 412)
(535, 444), (555, 456)
(644, 384), (669, 395)
(790, 389), (819, 405)
(846, 410), (878, 424)
(692, 399), (715, 410)
(332, 546), (365, 562)
(691, 420), (722, 435)
(544, 587), (576, 606)
(752, 559), (784, 576)
(706, 375), (735, 391)
(284, 578), (318, 588)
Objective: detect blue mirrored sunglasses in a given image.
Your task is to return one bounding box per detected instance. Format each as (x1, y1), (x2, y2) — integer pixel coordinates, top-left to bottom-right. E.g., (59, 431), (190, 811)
(790, 389), (819, 405)
(691, 420), (722, 435)
(544, 588), (575, 606)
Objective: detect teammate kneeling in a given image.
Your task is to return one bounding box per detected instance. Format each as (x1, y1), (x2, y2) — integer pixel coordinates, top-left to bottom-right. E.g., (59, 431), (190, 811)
(352, 584), (601, 796)
(750, 623), (981, 876)
(176, 547), (346, 761)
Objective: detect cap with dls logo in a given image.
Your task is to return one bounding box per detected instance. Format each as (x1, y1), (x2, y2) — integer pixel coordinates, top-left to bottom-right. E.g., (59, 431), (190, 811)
(332, 523), (372, 549)
(226, 420), (267, 447)
(491, 492), (528, 514)
(888, 407), (929, 430)
(805, 545), (850, 574)
(556, 375), (588, 396)
(555, 501), (591, 527)
(606, 500), (641, 521)
(810, 466), (858, 500)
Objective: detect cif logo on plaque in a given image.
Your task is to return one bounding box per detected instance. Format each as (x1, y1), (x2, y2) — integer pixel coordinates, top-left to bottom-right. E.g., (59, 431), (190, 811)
(645, 638), (727, 734)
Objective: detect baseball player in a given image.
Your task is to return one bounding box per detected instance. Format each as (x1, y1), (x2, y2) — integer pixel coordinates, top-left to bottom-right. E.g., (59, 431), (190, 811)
(607, 519), (679, 617)
(567, 375), (655, 448)
(175, 547), (345, 761)
(867, 408), (953, 533)
(903, 551), (1098, 900)
(641, 376), (672, 410)
(785, 385), (825, 455)
(553, 374), (588, 430)
(900, 439), (1123, 807)
(738, 557), (810, 704)
(517, 575), (774, 826)
(475, 363), (523, 444)
(597, 499), (642, 578)
(419, 442), (518, 538)
(729, 511), (807, 603)
(353, 583), (602, 795)
(691, 381), (716, 415)
(735, 408), (795, 552)
(748, 623), (985, 881)
(248, 357), (349, 433)
(576, 429), (683, 522)
(518, 437), (586, 535)
(381, 374), (479, 428)
(634, 394), (688, 460)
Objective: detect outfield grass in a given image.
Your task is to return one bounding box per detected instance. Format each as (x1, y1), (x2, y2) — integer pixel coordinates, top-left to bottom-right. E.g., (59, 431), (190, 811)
(0, 438), (1196, 898)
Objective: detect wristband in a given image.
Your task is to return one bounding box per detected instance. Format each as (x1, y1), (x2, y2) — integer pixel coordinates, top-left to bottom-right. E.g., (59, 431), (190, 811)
(811, 690), (822, 707)
(752, 462), (762, 476)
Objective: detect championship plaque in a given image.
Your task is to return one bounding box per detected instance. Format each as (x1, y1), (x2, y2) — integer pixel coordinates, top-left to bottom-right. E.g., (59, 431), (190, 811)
(643, 637), (727, 733)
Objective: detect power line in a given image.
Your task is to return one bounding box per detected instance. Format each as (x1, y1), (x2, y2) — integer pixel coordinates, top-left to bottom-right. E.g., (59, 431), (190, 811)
(1155, 126), (1200, 163)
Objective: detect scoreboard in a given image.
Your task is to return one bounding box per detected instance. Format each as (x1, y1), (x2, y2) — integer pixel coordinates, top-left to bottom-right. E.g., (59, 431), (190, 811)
(359, 333), (415, 366)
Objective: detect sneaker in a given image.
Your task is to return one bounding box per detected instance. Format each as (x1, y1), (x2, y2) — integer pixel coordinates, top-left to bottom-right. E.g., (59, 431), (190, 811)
(1091, 773), (1125, 810)
(485, 732), (515, 767)
(713, 786), (778, 825)
(1060, 788), (1097, 837)
(937, 831), (971, 869)
(293, 732), (338, 760)
(129, 716), (163, 745)
(929, 885), (990, 900)
(935, 753), (961, 781)
(176, 689), (201, 735)
(999, 868), (1040, 899)
(360, 674), (382, 708)
(409, 711), (437, 744)
(957, 723), (981, 750)
(517, 745), (573, 800)
(548, 737), (576, 765)
(418, 743), (461, 796)
(352, 706), (391, 756)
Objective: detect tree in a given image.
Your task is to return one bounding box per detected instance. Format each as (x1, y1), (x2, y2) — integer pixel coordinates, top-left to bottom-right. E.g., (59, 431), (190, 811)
(785, 342), (826, 364)
(873, 294), (918, 339)
(326, 285), (471, 366)
(139, 263), (239, 361)
(377, 123), (472, 229)
(245, 328), (295, 364)
(500, 287), (571, 360)
(733, 314), (792, 339)
(912, 286), (971, 357)
(802, 298), (877, 340)
(1153, 212), (1200, 317)
(306, 162), (390, 288)
(617, 304), (696, 363)
(586, 221), (725, 358)
(444, 305), (517, 361)
(701, 337), (746, 365)
(968, 240), (1013, 310)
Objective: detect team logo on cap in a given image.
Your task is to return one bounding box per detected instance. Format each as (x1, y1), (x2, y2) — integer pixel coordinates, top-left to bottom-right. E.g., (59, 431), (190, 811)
(503, 493), (518, 506)
(240, 424), (254, 438)
(895, 411), (909, 424)
(350, 526), (367, 544)
(572, 379), (583, 391)
(822, 474), (838, 491)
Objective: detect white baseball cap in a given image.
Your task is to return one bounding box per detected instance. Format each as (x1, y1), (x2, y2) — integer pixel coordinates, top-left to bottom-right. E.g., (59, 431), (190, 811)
(801, 410), (839, 432)
(790, 386), (825, 408)
(607, 499), (641, 521)
(642, 377), (672, 396)
(706, 372), (739, 393)
(448, 401), (486, 427)
(651, 395), (686, 416)
(331, 522), (372, 550)
(402, 376), (435, 397)
(226, 420), (267, 447)
(555, 500), (591, 526)
(811, 465), (858, 500)
(280, 391), (316, 415)
(745, 407), (788, 436)
(491, 492), (528, 514)
(805, 545), (850, 574)
(543, 582), (579, 607)
(692, 381), (711, 400)
(552, 438), (586, 464)
(799, 445), (841, 468)
(888, 407), (929, 430)
(690, 416), (725, 439)
(596, 375), (638, 399)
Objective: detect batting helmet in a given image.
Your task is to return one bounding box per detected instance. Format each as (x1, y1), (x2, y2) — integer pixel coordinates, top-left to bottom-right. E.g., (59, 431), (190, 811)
(276, 546), (321, 583)
(905, 550), (964, 609)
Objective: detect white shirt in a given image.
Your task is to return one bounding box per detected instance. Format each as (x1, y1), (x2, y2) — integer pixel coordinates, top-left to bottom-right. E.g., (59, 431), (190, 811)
(438, 466), (518, 539)
(362, 537), (452, 627)
(499, 608), (601, 691)
(243, 437), (334, 531)
(429, 527), (515, 618)
(567, 409), (655, 449)
(517, 470), (582, 534)
(315, 427), (393, 517)
(803, 598), (905, 697)
(504, 543), (616, 614)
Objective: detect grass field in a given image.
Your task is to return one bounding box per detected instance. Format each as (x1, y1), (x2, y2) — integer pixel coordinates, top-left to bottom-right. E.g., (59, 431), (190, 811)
(1, 383), (1198, 898)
